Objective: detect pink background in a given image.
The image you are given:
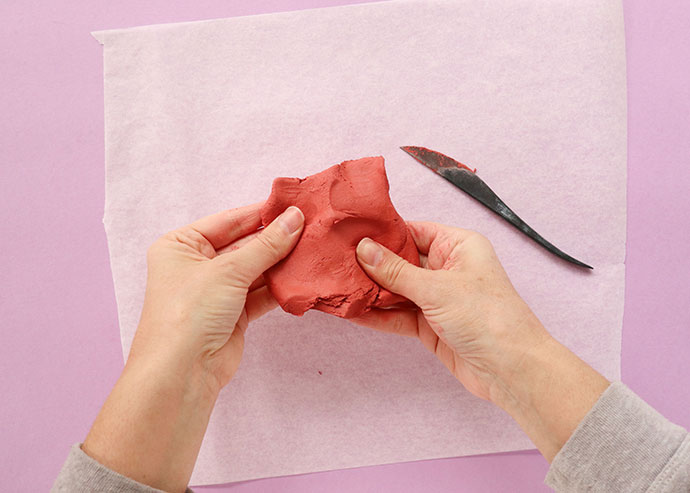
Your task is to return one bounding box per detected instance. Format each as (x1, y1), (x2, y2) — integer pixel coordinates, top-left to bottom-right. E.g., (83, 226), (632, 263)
(1, 0), (688, 491)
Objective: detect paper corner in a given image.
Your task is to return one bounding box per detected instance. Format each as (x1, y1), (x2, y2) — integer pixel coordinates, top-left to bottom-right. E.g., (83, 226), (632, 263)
(91, 30), (106, 45)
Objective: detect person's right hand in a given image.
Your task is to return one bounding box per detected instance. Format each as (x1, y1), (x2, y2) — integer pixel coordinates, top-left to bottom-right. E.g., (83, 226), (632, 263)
(354, 222), (550, 403)
(355, 221), (610, 462)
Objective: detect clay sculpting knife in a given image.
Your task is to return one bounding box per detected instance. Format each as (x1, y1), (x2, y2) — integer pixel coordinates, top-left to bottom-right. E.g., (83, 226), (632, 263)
(400, 146), (593, 269)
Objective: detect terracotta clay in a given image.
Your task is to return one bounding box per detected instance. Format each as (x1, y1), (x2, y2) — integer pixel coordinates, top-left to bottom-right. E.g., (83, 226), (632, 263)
(260, 156), (420, 318)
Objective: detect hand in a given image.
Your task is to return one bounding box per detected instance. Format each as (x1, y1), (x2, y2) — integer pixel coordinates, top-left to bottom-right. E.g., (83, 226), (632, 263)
(354, 222), (609, 461)
(83, 203), (304, 492)
(132, 202), (304, 393)
(354, 221), (545, 402)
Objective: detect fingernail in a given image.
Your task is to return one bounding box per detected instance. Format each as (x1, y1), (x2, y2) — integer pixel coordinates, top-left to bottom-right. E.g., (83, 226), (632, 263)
(279, 206), (304, 234)
(357, 238), (383, 267)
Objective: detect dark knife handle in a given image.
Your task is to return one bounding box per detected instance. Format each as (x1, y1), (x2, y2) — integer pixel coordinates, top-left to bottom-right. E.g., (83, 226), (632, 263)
(440, 168), (593, 269)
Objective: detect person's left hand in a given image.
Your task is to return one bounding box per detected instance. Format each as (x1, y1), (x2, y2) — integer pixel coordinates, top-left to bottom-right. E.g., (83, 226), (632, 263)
(83, 203), (304, 492)
(130, 202), (305, 394)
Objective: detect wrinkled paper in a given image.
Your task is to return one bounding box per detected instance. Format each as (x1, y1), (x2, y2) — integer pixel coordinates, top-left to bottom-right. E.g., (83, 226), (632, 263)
(94, 0), (626, 485)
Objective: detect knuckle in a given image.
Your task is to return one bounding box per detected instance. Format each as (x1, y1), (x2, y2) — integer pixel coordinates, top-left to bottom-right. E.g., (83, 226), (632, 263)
(175, 228), (207, 251)
(217, 252), (237, 271)
(255, 229), (283, 256)
(468, 231), (491, 248)
(385, 258), (409, 288)
(391, 314), (406, 335)
(216, 254), (249, 288)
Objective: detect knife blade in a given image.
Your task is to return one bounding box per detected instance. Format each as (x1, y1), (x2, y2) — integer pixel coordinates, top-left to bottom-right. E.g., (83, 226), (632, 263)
(400, 146), (593, 269)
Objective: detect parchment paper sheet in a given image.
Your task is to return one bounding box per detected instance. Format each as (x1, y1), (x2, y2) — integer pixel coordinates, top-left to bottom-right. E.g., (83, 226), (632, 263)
(94, 0), (627, 484)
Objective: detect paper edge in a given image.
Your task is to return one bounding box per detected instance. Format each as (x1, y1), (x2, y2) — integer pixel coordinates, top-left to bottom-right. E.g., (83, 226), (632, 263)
(91, 30), (105, 45)
(91, 25), (124, 359)
(88, 0), (399, 37)
(191, 442), (538, 487)
(95, 0), (630, 479)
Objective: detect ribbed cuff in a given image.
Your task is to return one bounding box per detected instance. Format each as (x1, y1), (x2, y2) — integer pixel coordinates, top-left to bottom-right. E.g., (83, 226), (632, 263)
(545, 382), (687, 492)
(52, 443), (194, 492)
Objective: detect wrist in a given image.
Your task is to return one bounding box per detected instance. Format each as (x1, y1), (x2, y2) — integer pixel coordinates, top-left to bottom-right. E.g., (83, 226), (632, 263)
(484, 309), (553, 409)
(84, 350), (218, 492)
(124, 346), (221, 409)
(487, 333), (559, 412)
(126, 319), (226, 401)
(487, 328), (610, 461)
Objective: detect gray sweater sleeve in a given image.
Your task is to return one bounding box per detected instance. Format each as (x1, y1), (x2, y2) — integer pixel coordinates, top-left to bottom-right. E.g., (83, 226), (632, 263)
(52, 444), (194, 492)
(53, 382), (689, 492)
(545, 381), (690, 492)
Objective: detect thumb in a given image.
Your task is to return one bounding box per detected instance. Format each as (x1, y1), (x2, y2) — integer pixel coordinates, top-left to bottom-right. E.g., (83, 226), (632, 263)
(222, 206), (304, 285)
(356, 237), (429, 304)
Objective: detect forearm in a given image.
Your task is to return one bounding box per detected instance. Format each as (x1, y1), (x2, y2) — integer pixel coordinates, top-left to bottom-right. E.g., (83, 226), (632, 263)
(83, 349), (218, 492)
(491, 328), (610, 462)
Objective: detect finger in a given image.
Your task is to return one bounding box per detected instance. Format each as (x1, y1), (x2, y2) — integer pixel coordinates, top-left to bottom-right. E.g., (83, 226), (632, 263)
(217, 232), (267, 290)
(404, 221), (443, 255)
(356, 237), (431, 304)
(419, 253), (429, 269)
(184, 202), (265, 251)
(216, 230), (261, 255)
(248, 274), (266, 292)
(353, 307), (445, 362)
(350, 308), (420, 338)
(245, 285), (278, 322)
(221, 206), (305, 286)
(215, 209), (301, 287)
(406, 221), (475, 255)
